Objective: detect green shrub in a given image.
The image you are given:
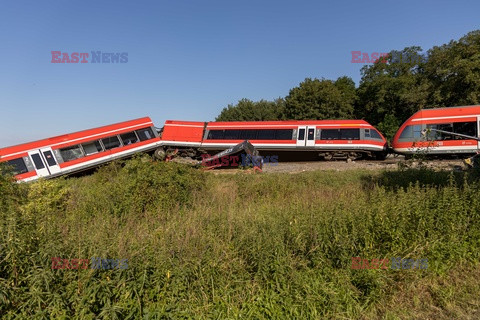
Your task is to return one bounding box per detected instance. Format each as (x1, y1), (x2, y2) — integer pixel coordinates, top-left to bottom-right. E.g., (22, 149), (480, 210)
(1, 162), (479, 318)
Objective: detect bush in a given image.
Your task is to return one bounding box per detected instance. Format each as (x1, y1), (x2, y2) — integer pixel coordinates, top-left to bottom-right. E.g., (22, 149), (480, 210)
(1, 163), (480, 318)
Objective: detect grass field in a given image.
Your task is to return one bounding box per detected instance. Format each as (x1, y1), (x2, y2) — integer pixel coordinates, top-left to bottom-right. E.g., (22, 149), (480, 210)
(1, 157), (479, 319)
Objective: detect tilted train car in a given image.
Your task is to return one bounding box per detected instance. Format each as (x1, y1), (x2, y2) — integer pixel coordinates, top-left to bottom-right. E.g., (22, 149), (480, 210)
(0, 117), (161, 182)
(160, 119), (388, 160)
(1, 117), (388, 182)
(392, 105), (480, 156)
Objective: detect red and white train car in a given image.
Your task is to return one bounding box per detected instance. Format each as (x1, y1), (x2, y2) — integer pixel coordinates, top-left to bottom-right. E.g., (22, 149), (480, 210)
(160, 119), (388, 160)
(1, 117), (388, 182)
(0, 117), (160, 182)
(392, 105), (480, 155)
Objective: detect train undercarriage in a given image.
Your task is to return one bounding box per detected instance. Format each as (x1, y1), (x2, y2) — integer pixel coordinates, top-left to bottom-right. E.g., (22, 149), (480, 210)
(153, 145), (388, 162)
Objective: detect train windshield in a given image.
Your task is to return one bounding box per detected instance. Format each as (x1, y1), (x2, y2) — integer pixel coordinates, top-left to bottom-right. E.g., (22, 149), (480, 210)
(398, 125), (422, 140)
(370, 130), (382, 139)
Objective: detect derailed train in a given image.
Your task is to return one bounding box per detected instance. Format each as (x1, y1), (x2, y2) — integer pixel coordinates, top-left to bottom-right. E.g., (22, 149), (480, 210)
(158, 119), (388, 160)
(1, 105), (479, 182)
(391, 105), (480, 156)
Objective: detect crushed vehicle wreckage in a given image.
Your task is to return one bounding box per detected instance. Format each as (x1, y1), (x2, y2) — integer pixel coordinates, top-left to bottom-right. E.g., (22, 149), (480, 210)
(167, 140), (263, 171)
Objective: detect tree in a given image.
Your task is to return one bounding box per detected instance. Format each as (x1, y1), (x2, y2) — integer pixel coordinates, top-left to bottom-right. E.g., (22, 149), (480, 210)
(215, 98), (285, 121)
(423, 30), (480, 107)
(355, 46), (430, 141)
(283, 77), (356, 120)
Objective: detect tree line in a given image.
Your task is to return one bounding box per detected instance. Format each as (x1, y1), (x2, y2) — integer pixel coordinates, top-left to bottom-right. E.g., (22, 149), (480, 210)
(215, 30), (480, 141)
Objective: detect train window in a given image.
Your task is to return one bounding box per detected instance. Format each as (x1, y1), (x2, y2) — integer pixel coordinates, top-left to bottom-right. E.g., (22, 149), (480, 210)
(425, 125), (438, 140)
(307, 128), (315, 140)
(43, 151), (57, 166)
(120, 131), (140, 145)
(209, 129), (293, 140)
(136, 127), (155, 141)
(399, 125), (413, 139)
(31, 154), (45, 169)
(224, 130), (240, 140)
(320, 129), (339, 140)
(365, 129), (370, 138)
(340, 129), (360, 140)
(320, 129), (360, 140)
(453, 122), (476, 139)
(275, 129), (293, 140)
(102, 136), (121, 150)
(413, 125), (422, 138)
(82, 141), (103, 155)
(257, 130), (276, 140)
(298, 129), (306, 140)
(370, 130), (382, 140)
(426, 123), (453, 140)
(437, 124), (452, 131)
(207, 130), (225, 139)
(239, 130), (257, 140)
(59, 145), (84, 162)
(426, 124), (440, 140)
(6, 158), (28, 175)
(427, 122), (477, 140)
(437, 124), (452, 140)
(399, 125), (422, 140)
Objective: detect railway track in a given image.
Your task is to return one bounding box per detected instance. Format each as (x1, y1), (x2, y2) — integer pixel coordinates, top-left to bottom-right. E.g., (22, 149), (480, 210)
(203, 156), (466, 174)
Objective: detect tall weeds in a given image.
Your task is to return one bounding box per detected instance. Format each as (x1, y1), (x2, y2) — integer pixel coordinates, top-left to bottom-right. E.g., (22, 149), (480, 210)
(0, 160), (479, 318)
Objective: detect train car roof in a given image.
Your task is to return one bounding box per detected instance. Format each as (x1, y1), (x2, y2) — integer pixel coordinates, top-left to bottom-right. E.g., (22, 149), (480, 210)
(164, 120), (205, 126)
(410, 105), (480, 119)
(0, 116), (153, 158)
(206, 119), (373, 126)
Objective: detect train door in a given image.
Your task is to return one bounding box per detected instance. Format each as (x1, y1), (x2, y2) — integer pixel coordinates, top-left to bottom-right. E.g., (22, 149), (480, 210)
(40, 147), (61, 175)
(296, 126), (306, 146)
(296, 126), (316, 147)
(28, 150), (50, 177)
(27, 148), (61, 177)
(306, 127), (316, 147)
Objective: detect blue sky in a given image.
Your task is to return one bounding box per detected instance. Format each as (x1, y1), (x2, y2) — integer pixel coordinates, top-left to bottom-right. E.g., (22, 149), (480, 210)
(0, 0), (479, 147)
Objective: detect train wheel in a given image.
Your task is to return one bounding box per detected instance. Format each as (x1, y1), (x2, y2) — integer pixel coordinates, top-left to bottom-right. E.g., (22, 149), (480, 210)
(324, 153), (333, 161)
(154, 148), (166, 160)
